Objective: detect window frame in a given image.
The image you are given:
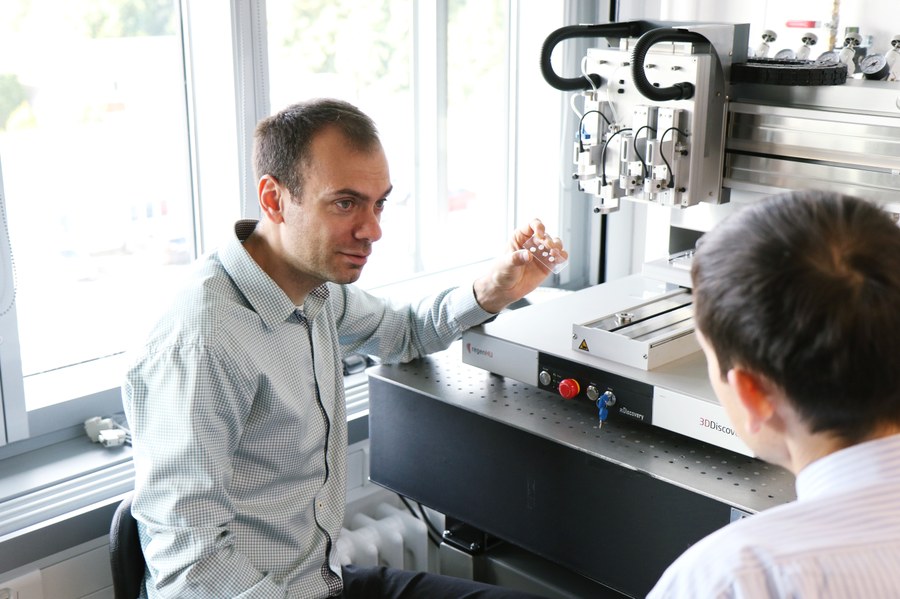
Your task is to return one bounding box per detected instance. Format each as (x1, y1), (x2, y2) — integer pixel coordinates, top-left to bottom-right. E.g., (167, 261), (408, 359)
(0, 1), (250, 450)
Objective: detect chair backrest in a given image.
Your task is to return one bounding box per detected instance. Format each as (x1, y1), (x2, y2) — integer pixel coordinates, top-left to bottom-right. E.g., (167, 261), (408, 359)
(109, 492), (146, 599)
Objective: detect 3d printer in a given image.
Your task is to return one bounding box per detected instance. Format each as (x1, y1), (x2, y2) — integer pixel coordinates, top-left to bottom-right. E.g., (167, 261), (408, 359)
(462, 20), (900, 456)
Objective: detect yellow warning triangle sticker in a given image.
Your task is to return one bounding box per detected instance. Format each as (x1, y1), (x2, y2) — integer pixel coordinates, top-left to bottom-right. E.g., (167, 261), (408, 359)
(578, 339), (589, 351)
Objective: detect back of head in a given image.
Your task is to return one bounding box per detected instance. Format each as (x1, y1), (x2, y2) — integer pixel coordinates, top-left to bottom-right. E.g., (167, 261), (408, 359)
(253, 98), (380, 198)
(691, 191), (900, 442)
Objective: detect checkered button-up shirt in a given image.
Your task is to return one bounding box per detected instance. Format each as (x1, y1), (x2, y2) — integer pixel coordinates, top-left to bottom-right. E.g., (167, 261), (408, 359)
(123, 220), (492, 598)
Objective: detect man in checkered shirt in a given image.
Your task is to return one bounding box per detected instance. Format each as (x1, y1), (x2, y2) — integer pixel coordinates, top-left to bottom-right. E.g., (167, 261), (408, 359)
(123, 98), (563, 598)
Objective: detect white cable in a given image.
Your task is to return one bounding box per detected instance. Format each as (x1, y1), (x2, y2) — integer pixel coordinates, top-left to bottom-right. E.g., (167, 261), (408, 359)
(606, 66), (621, 124)
(580, 56), (599, 93)
(0, 160), (17, 317)
(569, 92), (583, 119)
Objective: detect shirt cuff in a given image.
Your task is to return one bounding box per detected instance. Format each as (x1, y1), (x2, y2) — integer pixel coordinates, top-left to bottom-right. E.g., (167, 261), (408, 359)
(448, 285), (495, 331)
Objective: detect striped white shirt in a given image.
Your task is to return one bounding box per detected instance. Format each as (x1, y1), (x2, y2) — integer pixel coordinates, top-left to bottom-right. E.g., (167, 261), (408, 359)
(123, 220), (493, 598)
(648, 433), (900, 598)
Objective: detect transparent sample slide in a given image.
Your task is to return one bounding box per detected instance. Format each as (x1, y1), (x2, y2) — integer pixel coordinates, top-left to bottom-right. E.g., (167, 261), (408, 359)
(522, 232), (568, 274)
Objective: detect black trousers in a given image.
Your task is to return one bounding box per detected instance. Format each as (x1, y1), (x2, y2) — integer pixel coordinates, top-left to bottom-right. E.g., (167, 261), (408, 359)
(340, 565), (546, 599)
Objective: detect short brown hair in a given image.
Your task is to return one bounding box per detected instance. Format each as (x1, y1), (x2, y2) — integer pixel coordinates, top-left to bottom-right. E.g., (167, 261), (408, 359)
(253, 98), (380, 199)
(691, 191), (900, 442)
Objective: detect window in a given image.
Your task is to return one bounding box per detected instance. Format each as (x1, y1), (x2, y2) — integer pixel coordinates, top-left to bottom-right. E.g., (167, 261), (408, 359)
(0, 0), (566, 449)
(0, 0), (204, 445)
(265, 0), (419, 285)
(443, 0), (511, 273)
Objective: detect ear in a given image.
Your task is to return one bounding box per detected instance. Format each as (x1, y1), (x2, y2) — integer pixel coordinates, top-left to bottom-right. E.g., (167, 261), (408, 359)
(726, 368), (777, 434)
(258, 175), (286, 223)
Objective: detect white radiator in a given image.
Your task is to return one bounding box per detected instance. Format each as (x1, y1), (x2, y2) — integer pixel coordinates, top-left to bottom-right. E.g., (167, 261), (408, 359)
(335, 502), (430, 572)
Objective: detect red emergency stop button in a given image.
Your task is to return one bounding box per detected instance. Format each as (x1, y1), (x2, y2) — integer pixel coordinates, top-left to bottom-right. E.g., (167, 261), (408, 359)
(558, 378), (580, 399)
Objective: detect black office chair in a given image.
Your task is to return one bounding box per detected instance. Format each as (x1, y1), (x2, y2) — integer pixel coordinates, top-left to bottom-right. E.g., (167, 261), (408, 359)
(109, 492), (146, 599)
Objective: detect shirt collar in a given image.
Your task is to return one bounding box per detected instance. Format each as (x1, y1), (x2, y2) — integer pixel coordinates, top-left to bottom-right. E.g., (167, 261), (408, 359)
(795, 433), (900, 500)
(219, 219), (330, 328)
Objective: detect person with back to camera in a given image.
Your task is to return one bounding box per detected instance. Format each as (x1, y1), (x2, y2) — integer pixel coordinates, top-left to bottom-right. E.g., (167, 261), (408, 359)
(647, 190), (900, 598)
(123, 97), (562, 598)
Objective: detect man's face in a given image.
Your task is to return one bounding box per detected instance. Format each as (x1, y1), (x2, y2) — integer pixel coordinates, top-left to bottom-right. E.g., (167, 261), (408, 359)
(281, 126), (392, 287)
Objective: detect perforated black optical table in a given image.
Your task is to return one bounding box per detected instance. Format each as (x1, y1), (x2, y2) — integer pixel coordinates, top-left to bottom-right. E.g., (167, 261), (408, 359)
(367, 347), (795, 598)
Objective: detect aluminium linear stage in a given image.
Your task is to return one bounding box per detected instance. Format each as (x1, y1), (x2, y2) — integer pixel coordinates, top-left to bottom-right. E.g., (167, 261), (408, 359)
(461, 273), (752, 456)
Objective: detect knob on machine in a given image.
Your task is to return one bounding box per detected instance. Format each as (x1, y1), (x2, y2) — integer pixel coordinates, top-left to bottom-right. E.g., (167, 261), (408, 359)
(558, 378), (580, 399)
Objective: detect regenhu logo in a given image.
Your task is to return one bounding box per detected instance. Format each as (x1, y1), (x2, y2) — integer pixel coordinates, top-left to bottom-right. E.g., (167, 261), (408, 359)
(466, 343), (493, 358)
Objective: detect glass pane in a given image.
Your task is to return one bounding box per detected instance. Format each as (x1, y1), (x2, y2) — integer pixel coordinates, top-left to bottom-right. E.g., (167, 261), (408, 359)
(435, 0), (509, 269)
(268, 0), (516, 288)
(266, 0), (416, 288)
(0, 0), (195, 409)
(514, 2), (564, 237)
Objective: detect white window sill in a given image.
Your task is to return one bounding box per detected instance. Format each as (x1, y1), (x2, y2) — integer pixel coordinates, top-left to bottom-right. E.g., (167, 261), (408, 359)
(0, 373), (373, 576)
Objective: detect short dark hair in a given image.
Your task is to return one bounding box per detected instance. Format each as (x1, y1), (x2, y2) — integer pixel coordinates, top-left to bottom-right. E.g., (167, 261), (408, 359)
(691, 191), (900, 442)
(253, 98), (380, 199)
